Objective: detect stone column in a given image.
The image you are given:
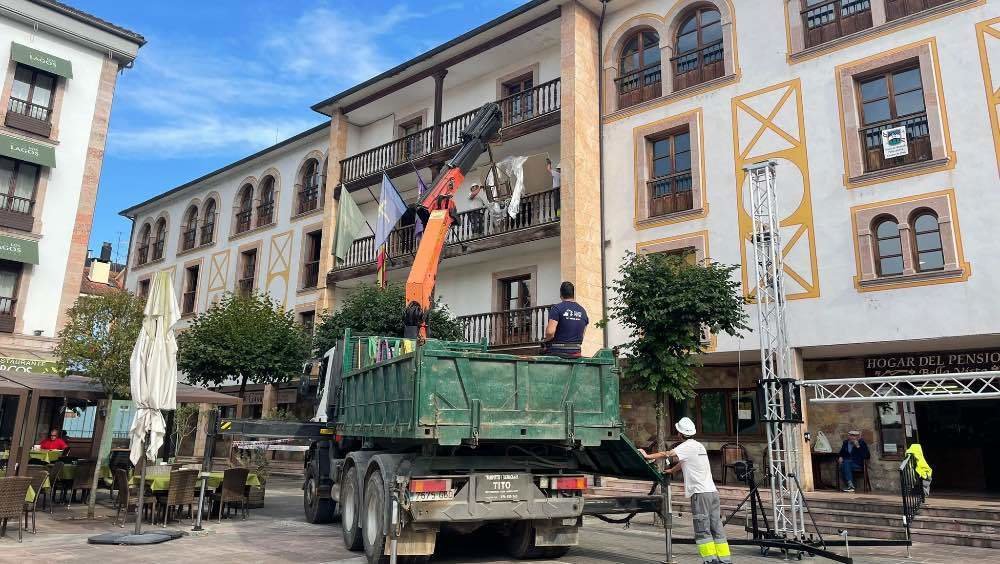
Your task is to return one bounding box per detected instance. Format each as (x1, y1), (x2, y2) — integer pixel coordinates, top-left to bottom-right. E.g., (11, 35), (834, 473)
(192, 402), (212, 459)
(792, 347), (814, 491)
(261, 384), (278, 416)
(559, 1), (604, 355)
(316, 109), (351, 315)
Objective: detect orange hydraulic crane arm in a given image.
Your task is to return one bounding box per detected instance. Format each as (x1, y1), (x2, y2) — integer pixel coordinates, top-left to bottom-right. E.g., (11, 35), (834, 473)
(403, 103), (503, 338)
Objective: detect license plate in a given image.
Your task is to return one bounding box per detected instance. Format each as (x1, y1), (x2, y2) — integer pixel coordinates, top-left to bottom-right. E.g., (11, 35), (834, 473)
(409, 491), (455, 502)
(475, 473), (530, 502)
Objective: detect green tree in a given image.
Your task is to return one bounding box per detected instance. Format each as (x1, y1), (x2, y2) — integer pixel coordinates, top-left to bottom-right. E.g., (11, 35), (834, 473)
(55, 290), (145, 518)
(313, 283), (464, 354)
(177, 293), (312, 402)
(603, 251), (749, 457)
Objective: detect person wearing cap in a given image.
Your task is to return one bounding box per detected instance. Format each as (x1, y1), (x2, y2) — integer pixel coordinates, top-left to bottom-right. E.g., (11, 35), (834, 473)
(639, 416), (731, 564)
(838, 430), (870, 493)
(546, 158), (561, 189)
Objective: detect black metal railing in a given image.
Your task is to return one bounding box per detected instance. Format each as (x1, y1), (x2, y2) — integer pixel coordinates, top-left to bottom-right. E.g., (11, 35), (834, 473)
(236, 277), (254, 297)
(7, 97), (51, 122)
(235, 209), (252, 234)
(335, 187), (561, 270)
(615, 64), (662, 109)
(899, 453), (926, 542)
(0, 297), (14, 332)
(802, 0), (872, 48)
(297, 184), (321, 214)
(181, 228), (197, 251)
(886, 0), (952, 21)
(647, 171), (694, 217)
(182, 291), (196, 315)
(301, 260), (319, 289)
(340, 78), (561, 184)
(672, 41), (724, 91)
(0, 194), (34, 215)
(860, 113), (931, 172)
(459, 305), (551, 348)
(200, 221), (215, 246)
(256, 201), (274, 227)
(136, 244), (149, 265)
(151, 239), (164, 261)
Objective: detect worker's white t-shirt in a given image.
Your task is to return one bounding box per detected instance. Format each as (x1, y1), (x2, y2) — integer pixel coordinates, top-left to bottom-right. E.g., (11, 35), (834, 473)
(673, 438), (718, 498)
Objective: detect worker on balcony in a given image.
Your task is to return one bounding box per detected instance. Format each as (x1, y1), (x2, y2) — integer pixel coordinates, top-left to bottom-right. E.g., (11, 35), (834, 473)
(640, 417), (731, 564)
(543, 281), (588, 359)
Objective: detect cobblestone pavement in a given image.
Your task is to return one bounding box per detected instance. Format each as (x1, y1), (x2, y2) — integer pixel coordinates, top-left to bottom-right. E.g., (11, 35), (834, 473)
(0, 477), (993, 563)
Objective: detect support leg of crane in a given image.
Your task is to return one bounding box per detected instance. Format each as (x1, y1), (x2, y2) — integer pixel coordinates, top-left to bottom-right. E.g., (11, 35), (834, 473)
(661, 474), (675, 564)
(390, 495), (399, 564)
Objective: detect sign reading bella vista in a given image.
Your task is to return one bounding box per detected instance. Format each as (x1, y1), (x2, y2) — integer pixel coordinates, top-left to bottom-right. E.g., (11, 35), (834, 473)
(865, 350), (1000, 377)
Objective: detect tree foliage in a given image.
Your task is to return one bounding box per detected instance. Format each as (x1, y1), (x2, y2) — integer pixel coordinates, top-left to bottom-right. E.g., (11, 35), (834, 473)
(314, 283), (464, 354)
(55, 291), (146, 398)
(605, 251), (749, 401)
(177, 293), (312, 397)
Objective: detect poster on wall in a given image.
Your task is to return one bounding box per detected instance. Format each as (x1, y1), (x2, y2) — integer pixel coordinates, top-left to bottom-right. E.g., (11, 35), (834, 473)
(865, 350), (1000, 377)
(880, 126), (909, 159)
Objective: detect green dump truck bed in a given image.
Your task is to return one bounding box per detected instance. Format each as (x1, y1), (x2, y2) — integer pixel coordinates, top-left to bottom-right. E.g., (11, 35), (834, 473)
(334, 336), (622, 447)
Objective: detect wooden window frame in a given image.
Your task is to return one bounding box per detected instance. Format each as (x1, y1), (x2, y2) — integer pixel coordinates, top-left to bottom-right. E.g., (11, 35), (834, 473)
(646, 128), (694, 219)
(135, 223), (151, 266)
(201, 198), (217, 246)
(5, 64), (57, 137)
(300, 229), (322, 290)
(295, 159), (322, 216)
(669, 388), (765, 440)
(256, 177), (276, 228)
(885, 0), (954, 21)
(151, 218), (167, 261)
(873, 216), (904, 277)
(298, 309), (316, 335)
(615, 29), (663, 110)
(800, 0), (874, 49)
(235, 184), (254, 234)
(182, 264), (200, 316)
(136, 276), (152, 300)
(632, 110), (705, 229)
(0, 156), (39, 231)
(854, 63), (931, 173)
(181, 205), (199, 251)
(671, 7), (725, 91)
(909, 209), (944, 273)
(0, 260), (22, 333)
(237, 247), (258, 297)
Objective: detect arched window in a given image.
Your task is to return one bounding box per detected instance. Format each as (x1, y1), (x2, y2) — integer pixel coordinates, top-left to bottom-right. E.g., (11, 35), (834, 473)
(236, 184), (253, 234)
(297, 159), (321, 215)
(201, 198), (217, 245)
(136, 223), (151, 265)
(182, 205), (199, 250)
(152, 218), (167, 261)
(673, 7), (724, 91)
(617, 30), (662, 108)
(874, 217), (903, 276)
(257, 177), (275, 227)
(911, 211), (943, 272)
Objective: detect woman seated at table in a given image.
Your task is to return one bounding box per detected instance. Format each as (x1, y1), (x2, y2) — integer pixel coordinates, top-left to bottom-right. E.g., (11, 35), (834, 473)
(39, 428), (68, 452)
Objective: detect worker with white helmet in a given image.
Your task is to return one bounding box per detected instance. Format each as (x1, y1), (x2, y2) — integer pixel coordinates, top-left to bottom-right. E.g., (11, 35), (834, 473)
(640, 416), (731, 564)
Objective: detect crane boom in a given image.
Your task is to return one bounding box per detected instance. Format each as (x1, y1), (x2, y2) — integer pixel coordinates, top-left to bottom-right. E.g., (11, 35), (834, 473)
(403, 103), (502, 338)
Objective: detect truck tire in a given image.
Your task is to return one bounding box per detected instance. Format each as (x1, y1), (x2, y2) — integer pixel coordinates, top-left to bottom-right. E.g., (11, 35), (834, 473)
(506, 521), (571, 560)
(362, 471), (389, 564)
(303, 465), (335, 524)
(341, 465), (364, 551)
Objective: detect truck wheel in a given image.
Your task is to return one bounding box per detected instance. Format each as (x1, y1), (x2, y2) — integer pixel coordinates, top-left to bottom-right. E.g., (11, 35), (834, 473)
(341, 465), (364, 551)
(363, 471), (389, 564)
(304, 465), (335, 524)
(506, 521), (571, 560)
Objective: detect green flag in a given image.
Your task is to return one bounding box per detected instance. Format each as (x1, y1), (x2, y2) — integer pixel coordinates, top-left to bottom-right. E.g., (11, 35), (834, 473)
(334, 186), (366, 263)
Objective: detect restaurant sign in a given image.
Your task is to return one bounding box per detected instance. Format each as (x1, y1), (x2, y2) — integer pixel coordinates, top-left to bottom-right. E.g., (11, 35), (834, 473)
(865, 350), (1000, 377)
(0, 133), (56, 168)
(242, 388), (297, 405)
(10, 42), (73, 78)
(0, 234), (39, 264)
(0, 355), (60, 374)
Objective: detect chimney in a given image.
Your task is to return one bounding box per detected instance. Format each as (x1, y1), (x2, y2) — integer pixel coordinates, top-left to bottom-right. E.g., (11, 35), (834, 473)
(100, 242), (112, 262)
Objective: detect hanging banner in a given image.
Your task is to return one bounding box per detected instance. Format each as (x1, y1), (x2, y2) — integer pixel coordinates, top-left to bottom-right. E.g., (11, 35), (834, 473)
(880, 126), (909, 159)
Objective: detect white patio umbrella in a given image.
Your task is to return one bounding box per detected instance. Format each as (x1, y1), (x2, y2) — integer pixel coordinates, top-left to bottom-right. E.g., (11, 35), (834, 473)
(128, 271), (180, 534)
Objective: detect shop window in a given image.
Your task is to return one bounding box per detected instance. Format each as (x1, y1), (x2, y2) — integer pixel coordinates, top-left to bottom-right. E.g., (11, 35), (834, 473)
(235, 184), (253, 234)
(182, 264), (199, 315)
(672, 8), (724, 91)
(6, 64), (56, 137)
(670, 389), (762, 437)
(857, 65), (931, 173)
(257, 177), (276, 227)
(152, 218), (167, 261)
(0, 156), (39, 231)
(647, 129), (693, 218)
(301, 230), (322, 289)
(201, 198), (217, 245)
(0, 261), (21, 333)
(801, 1), (873, 48)
(237, 248), (257, 297)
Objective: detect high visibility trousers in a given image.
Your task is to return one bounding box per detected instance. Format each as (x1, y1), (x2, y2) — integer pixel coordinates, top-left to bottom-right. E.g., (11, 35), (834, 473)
(691, 492), (732, 563)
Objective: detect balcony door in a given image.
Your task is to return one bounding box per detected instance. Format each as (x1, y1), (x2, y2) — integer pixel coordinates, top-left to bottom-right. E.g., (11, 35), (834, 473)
(0, 157), (39, 231)
(497, 274), (532, 345)
(397, 117), (424, 160)
(0, 261), (21, 332)
(502, 74), (534, 124)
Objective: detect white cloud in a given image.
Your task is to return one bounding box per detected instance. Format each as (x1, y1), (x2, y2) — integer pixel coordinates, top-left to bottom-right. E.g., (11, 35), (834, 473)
(109, 115), (318, 158)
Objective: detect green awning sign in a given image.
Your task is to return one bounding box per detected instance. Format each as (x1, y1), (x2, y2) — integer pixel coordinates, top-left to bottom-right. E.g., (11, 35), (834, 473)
(0, 235), (38, 265)
(0, 356), (60, 374)
(10, 42), (73, 79)
(0, 133), (55, 168)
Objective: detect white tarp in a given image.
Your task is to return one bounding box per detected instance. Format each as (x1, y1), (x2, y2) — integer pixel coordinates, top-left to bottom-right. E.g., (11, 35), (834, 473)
(485, 156), (528, 219)
(128, 271), (179, 465)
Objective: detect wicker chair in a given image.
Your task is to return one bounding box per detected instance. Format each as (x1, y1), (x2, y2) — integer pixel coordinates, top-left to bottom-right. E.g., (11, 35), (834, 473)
(113, 468), (154, 527)
(67, 461), (96, 505)
(47, 461), (65, 507)
(155, 469), (199, 525)
(210, 468), (249, 522)
(23, 469), (48, 533)
(0, 477), (32, 542)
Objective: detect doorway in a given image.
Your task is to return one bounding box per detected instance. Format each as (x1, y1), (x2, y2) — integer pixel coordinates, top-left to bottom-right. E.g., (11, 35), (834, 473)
(915, 399), (1000, 493)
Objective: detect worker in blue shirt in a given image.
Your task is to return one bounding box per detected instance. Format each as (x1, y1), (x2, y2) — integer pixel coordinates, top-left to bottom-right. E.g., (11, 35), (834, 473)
(543, 282), (588, 358)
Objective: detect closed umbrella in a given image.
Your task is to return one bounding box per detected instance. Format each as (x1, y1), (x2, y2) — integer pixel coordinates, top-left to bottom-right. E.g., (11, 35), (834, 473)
(128, 271), (179, 534)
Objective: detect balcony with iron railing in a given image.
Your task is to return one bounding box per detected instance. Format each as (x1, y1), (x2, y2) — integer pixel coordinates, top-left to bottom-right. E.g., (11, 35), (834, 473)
(5, 97), (51, 137)
(136, 244), (149, 265)
(458, 304), (551, 350)
(616, 64), (662, 110)
(297, 183), (321, 215)
(301, 259), (320, 289)
(200, 221), (215, 246)
(339, 78), (561, 189)
(256, 201), (275, 227)
(0, 194), (35, 231)
(860, 113), (931, 173)
(331, 187), (561, 281)
(647, 171), (694, 218)
(802, 0), (872, 48)
(181, 228), (197, 251)
(235, 208), (252, 234)
(151, 239), (165, 261)
(671, 41), (724, 91)
(0, 296), (15, 332)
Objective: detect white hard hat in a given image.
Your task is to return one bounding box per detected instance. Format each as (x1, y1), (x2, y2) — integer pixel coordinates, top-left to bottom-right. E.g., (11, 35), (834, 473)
(675, 417), (696, 436)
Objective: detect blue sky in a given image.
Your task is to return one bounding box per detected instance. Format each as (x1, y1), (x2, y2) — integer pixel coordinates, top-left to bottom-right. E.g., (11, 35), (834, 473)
(71, 1), (522, 262)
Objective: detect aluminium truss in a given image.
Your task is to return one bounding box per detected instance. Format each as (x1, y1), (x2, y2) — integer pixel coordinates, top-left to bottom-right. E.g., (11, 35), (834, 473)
(802, 371), (1000, 403)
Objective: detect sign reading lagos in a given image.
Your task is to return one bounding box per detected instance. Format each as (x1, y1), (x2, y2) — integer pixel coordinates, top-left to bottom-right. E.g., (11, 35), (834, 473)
(27, 52), (59, 72)
(7, 140), (40, 159)
(0, 239), (25, 257)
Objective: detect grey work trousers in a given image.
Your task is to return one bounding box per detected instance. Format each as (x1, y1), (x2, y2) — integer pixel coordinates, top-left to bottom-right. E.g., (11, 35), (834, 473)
(691, 491), (731, 563)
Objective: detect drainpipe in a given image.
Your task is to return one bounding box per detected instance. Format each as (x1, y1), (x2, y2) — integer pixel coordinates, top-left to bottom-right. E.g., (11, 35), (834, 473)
(598, 0), (610, 348)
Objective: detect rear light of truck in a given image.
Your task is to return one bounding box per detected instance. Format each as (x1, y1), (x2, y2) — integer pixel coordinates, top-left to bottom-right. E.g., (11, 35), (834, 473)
(553, 476), (587, 490)
(409, 479), (451, 493)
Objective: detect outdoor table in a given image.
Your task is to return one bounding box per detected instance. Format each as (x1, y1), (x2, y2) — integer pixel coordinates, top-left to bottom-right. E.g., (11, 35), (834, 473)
(132, 469), (260, 492)
(29, 449), (63, 463)
(24, 475), (51, 503)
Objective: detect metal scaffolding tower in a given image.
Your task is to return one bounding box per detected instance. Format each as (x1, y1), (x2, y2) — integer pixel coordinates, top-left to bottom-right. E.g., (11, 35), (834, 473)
(802, 371), (1000, 402)
(746, 161), (806, 540)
